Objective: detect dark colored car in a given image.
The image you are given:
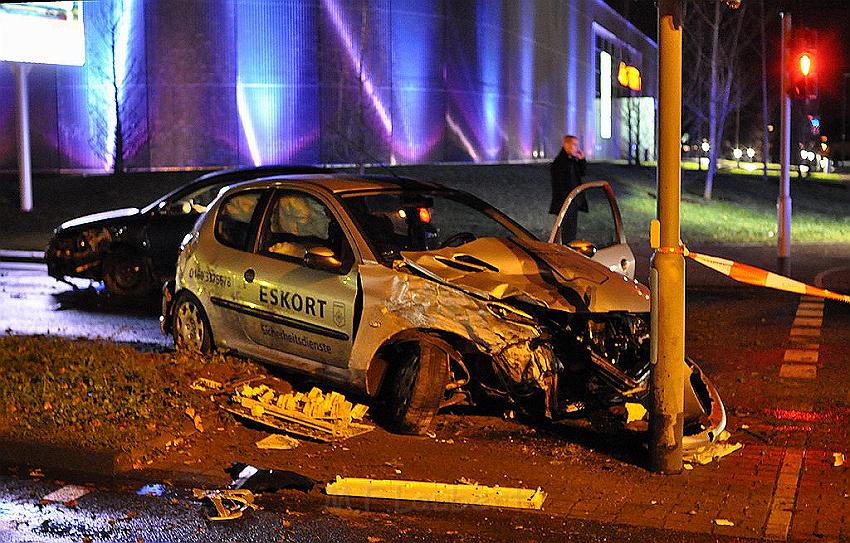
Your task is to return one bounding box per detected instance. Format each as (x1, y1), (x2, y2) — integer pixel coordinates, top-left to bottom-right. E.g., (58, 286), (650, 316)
(46, 165), (331, 296)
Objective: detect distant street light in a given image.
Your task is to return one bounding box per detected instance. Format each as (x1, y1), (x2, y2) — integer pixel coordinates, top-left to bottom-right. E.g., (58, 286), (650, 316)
(700, 141), (710, 171)
(746, 147), (755, 160)
(733, 148), (743, 168)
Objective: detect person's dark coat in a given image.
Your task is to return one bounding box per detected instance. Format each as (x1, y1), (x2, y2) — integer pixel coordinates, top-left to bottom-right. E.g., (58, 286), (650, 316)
(549, 149), (587, 214)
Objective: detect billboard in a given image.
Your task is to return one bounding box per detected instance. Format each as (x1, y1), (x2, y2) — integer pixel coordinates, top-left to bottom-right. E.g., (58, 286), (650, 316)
(0, 2), (84, 65)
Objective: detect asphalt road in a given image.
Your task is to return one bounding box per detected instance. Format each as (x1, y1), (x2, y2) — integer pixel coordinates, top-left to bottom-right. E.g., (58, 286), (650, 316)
(0, 262), (166, 348)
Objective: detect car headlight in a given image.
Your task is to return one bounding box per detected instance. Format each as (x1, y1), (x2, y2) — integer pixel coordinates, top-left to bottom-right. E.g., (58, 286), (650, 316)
(486, 301), (536, 325)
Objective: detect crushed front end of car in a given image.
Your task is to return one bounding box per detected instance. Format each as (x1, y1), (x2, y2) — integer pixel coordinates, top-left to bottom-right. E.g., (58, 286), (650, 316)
(395, 237), (725, 452)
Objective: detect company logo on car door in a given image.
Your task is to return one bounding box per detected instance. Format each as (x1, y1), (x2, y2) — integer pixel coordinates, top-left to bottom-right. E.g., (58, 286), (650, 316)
(333, 301), (345, 328)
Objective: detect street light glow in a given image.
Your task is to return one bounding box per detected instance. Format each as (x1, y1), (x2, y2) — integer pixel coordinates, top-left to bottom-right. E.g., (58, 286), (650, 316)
(733, 148), (743, 159)
(746, 147), (755, 159)
(701, 141), (710, 153)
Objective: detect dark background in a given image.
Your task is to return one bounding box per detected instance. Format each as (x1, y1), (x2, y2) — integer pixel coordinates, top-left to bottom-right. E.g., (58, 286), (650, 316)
(604, 0), (849, 140)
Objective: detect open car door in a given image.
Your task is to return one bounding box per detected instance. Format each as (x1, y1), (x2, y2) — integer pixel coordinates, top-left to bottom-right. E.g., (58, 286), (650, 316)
(548, 181), (635, 279)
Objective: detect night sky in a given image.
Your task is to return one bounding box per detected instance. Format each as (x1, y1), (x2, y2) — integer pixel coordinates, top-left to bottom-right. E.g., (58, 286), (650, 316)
(605, 0), (849, 139)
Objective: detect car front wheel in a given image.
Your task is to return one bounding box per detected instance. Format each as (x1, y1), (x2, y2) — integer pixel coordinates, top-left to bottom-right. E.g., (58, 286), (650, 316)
(103, 250), (152, 297)
(172, 293), (213, 353)
(385, 335), (450, 435)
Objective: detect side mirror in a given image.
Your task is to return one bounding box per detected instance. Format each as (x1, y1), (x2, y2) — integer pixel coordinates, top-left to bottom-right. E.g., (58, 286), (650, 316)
(567, 239), (597, 257)
(304, 246), (343, 273)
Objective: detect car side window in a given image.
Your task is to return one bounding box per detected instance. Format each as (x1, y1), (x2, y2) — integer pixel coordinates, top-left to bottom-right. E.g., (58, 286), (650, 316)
(570, 186), (618, 249)
(171, 183), (229, 215)
(259, 191), (353, 273)
(215, 191), (263, 251)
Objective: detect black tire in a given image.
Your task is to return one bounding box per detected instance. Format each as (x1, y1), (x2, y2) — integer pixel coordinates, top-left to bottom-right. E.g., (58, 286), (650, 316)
(172, 292), (214, 353)
(385, 336), (450, 435)
(103, 249), (152, 297)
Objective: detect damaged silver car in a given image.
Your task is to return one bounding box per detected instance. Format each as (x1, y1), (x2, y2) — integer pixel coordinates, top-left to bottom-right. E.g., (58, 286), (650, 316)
(161, 174), (725, 450)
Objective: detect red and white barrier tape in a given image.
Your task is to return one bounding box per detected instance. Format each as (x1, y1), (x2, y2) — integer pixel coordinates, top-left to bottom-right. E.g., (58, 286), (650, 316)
(687, 250), (850, 304)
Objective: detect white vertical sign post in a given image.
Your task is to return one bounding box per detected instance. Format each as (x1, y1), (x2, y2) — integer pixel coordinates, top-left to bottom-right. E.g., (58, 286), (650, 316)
(14, 63), (32, 212)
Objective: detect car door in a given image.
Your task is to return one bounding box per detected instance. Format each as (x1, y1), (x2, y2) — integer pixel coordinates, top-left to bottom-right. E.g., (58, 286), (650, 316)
(233, 189), (359, 368)
(548, 181), (635, 279)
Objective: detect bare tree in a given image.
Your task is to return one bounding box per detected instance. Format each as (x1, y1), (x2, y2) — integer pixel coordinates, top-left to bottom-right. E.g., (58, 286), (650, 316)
(682, 0), (754, 199)
(87, 0), (145, 175)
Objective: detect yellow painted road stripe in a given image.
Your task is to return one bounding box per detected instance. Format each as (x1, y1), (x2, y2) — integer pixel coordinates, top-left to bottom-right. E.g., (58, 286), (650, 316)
(764, 449), (804, 540)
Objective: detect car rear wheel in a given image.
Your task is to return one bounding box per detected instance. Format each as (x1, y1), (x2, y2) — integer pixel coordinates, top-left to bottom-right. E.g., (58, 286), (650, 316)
(173, 293), (213, 353)
(103, 250), (152, 297)
(385, 336), (450, 435)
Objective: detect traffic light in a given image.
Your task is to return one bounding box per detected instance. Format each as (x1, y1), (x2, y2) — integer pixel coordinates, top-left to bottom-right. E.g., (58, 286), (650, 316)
(787, 29), (818, 102)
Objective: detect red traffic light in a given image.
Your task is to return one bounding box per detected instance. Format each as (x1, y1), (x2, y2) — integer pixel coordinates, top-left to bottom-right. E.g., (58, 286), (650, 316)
(799, 53), (812, 77)
(787, 29), (818, 102)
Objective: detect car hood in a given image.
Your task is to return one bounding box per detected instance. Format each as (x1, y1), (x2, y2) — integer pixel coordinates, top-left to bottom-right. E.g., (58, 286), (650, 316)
(400, 237), (650, 313)
(57, 207), (141, 232)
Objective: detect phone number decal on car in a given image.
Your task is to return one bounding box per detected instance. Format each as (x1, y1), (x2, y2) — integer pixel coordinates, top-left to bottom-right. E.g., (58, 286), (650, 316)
(187, 266), (232, 288)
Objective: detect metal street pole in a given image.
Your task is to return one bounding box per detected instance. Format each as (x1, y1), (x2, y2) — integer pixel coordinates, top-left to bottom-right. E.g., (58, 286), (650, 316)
(778, 14), (792, 275)
(649, 0), (685, 474)
(13, 63), (33, 213)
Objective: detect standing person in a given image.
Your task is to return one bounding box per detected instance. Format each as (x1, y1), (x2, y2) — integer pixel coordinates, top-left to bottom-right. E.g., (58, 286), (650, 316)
(549, 135), (588, 243)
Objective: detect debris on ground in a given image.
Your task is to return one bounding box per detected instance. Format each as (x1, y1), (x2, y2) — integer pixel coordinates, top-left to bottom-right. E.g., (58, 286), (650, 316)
(28, 468), (44, 478)
(713, 518), (735, 527)
(190, 378), (224, 392)
(224, 385), (373, 442)
(227, 462), (317, 493)
(40, 484), (92, 505)
(625, 402), (647, 424)
(191, 488), (260, 521)
(684, 430), (743, 465)
(184, 407), (204, 432)
(136, 484), (167, 496)
(325, 476), (547, 510)
(255, 434), (300, 450)
(834, 452), (845, 467)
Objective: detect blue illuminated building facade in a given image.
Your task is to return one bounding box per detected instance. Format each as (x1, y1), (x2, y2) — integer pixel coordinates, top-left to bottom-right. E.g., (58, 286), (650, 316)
(0, 0), (656, 172)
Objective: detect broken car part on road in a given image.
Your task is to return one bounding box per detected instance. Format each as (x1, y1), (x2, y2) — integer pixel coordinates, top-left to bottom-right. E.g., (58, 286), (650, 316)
(325, 476), (547, 510)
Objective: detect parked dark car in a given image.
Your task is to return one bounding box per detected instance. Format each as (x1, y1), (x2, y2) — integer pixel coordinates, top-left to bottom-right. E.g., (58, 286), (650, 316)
(46, 165), (331, 296)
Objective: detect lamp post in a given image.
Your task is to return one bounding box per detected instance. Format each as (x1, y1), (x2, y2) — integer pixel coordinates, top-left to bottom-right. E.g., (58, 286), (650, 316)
(733, 147), (743, 169)
(649, 0), (685, 475)
(746, 147), (755, 164)
(700, 141), (710, 171)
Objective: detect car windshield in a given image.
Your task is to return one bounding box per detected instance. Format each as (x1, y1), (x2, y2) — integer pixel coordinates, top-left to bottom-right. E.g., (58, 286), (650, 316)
(340, 189), (535, 264)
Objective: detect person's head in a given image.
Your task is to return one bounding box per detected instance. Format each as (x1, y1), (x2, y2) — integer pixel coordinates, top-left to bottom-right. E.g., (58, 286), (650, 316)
(562, 135), (580, 155)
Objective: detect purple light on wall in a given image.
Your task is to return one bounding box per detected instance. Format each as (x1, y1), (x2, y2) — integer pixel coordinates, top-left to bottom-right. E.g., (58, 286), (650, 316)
(477, 0), (502, 160)
(322, 0), (393, 136)
(236, 0), (319, 165)
(517, 0), (534, 157)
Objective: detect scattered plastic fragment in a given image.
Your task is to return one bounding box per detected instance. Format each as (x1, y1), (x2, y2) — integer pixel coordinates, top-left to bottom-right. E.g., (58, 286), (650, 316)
(227, 463), (316, 493)
(226, 385), (373, 441)
(185, 407), (204, 432)
(255, 434), (300, 450)
(136, 484), (166, 496)
(325, 476), (547, 510)
(192, 488), (259, 521)
(40, 485), (91, 505)
(625, 402), (647, 424)
(190, 378), (224, 392)
(713, 519), (735, 527)
(683, 463), (694, 471)
(833, 452), (845, 467)
(684, 438), (743, 466)
(28, 468), (44, 478)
